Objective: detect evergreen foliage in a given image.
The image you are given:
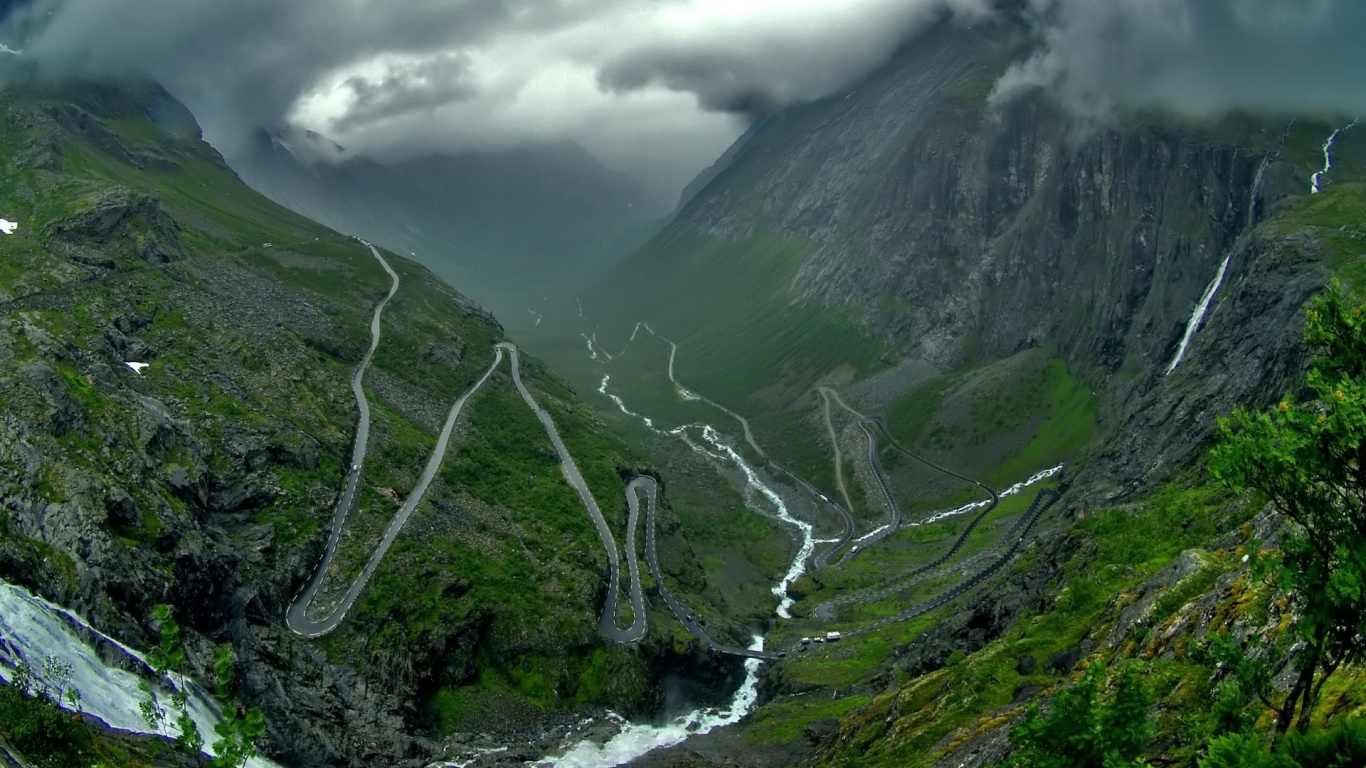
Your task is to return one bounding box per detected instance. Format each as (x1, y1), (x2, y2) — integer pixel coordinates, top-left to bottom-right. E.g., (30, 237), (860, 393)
(1210, 279), (1366, 734)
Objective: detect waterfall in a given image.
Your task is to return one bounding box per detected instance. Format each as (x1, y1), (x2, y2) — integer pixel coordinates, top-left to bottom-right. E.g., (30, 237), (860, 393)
(1248, 156), (1269, 229)
(526, 636), (766, 768)
(1166, 254), (1232, 374)
(1311, 120), (1360, 194)
(0, 582), (280, 767)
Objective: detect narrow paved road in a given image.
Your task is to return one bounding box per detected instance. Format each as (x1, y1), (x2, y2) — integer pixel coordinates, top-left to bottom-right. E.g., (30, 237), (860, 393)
(287, 344), (505, 637)
(853, 488), (1060, 635)
(810, 408), (1004, 620)
(288, 337), (650, 641)
(502, 343), (647, 642)
(631, 326), (1061, 650)
(820, 388), (901, 561)
(288, 276), (1060, 662)
(818, 388), (858, 546)
(634, 476), (782, 660)
(287, 242), (402, 637)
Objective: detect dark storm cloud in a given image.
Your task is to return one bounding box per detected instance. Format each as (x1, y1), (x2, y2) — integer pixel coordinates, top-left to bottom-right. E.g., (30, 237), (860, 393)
(5, 0), (616, 153)
(598, 47), (785, 116)
(596, 0), (995, 118)
(991, 0), (1366, 120)
(4, 0), (1363, 197)
(1, 0), (997, 194)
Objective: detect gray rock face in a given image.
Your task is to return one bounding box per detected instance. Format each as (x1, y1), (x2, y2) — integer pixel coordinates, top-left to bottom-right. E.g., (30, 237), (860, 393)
(44, 187), (184, 265)
(658, 16), (1331, 494)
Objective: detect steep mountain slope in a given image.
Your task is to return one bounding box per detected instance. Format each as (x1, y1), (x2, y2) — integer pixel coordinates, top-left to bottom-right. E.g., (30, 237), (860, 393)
(562, 12), (1357, 500)
(516, 12), (1366, 768)
(0, 76), (741, 767)
(229, 129), (669, 321)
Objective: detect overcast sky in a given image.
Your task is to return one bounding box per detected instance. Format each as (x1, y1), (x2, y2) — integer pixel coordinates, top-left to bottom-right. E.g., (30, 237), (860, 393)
(3, 0), (1364, 197)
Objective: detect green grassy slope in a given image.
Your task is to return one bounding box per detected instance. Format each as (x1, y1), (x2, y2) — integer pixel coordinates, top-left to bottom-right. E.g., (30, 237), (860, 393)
(0, 77), (712, 754)
(881, 349), (1096, 496)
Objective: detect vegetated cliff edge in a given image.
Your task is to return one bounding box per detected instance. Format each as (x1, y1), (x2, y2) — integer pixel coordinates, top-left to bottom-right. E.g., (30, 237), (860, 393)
(0, 76), (738, 767)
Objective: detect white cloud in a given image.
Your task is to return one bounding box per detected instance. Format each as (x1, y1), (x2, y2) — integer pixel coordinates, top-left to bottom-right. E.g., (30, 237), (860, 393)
(287, 0), (991, 192)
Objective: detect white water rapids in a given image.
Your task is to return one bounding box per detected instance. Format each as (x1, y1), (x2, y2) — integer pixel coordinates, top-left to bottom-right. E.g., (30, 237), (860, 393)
(595, 373), (817, 620)
(0, 582), (279, 767)
(599, 374), (656, 430)
(553, 331), (1053, 767)
(508, 369), (797, 768)
(530, 636), (765, 768)
(683, 425), (816, 619)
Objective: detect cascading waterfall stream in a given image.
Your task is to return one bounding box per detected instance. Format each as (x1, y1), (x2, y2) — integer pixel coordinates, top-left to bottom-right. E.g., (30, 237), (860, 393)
(526, 637), (766, 768)
(1165, 153), (1271, 375)
(1311, 119), (1360, 194)
(913, 464), (1063, 526)
(0, 582), (280, 768)
(599, 374), (657, 430)
(1165, 254), (1232, 374)
(689, 425), (817, 619)
(1163, 155), (1267, 377)
(596, 360), (817, 620)
(1248, 156), (1270, 229)
(559, 320), (1062, 767)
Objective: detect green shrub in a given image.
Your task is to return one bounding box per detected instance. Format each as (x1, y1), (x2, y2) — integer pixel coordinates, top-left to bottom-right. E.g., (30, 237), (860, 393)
(1004, 661), (1153, 768)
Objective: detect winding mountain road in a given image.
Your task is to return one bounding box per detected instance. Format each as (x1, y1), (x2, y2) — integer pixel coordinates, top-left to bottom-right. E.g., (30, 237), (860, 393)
(634, 476), (783, 660)
(854, 488), (1060, 635)
(287, 242), (402, 637)
(503, 343), (646, 642)
(819, 387), (903, 560)
(643, 326), (857, 568)
(616, 326), (1061, 652)
(818, 389), (858, 530)
(285, 244), (650, 640)
(287, 336), (504, 637)
(288, 336), (650, 641)
(286, 247), (1060, 667)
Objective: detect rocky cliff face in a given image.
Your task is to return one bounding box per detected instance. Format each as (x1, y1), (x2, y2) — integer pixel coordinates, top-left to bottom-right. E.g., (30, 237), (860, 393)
(597, 14), (1351, 494)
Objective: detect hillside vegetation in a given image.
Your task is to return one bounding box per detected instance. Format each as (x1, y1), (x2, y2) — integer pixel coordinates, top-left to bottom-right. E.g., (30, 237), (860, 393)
(0, 76), (726, 766)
